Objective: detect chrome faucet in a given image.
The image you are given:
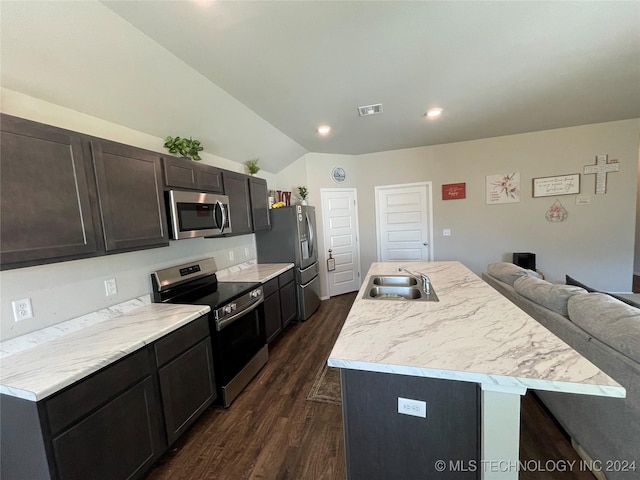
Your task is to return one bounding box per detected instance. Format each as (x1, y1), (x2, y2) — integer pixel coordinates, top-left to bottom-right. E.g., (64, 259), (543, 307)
(399, 267), (431, 294)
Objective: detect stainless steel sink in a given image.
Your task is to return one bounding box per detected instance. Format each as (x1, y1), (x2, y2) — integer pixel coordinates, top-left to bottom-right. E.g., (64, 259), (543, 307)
(363, 276), (439, 302)
(372, 275), (418, 287)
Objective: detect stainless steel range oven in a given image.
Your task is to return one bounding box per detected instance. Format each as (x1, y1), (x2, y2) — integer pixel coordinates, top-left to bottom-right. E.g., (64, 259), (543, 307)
(151, 258), (267, 407)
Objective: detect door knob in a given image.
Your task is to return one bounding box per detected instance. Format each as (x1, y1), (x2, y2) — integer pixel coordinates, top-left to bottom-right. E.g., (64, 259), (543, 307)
(423, 242), (428, 246)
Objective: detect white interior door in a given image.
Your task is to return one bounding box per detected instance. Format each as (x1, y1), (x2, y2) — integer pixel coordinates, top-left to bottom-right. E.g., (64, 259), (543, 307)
(321, 188), (361, 297)
(375, 182), (433, 261)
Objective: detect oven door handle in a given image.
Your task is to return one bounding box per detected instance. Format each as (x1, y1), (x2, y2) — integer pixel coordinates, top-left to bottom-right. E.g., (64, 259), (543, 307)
(216, 297), (263, 331)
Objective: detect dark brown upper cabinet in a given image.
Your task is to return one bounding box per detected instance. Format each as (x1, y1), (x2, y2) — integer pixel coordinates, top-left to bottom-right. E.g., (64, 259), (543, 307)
(249, 177), (271, 231)
(0, 115), (99, 266)
(222, 171), (253, 235)
(162, 156), (223, 193)
(222, 172), (271, 236)
(91, 140), (169, 252)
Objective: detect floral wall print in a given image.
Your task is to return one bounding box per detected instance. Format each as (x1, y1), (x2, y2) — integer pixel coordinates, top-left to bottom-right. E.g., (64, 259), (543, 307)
(486, 173), (520, 204)
(546, 199), (568, 222)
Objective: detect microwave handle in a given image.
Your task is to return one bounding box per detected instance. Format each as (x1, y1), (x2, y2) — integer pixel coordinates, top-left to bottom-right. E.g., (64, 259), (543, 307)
(217, 200), (227, 234)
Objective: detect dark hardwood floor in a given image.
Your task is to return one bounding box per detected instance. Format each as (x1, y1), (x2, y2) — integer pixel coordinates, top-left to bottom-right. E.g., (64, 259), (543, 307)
(146, 292), (594, 480)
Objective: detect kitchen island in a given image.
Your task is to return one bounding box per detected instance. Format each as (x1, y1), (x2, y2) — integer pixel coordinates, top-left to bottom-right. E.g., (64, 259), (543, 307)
(328, 261), (625, 480)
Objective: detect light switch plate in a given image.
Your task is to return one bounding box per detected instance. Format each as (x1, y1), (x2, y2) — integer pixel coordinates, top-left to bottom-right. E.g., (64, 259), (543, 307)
(443, 229), (451, 236)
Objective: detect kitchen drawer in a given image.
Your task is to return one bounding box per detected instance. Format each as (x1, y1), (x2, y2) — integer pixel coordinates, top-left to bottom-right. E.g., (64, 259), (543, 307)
(278, 268), (294, 287)
(46, 347), (152, 435)
(155, 315), (210, 367)
(263, 277), (279, 297)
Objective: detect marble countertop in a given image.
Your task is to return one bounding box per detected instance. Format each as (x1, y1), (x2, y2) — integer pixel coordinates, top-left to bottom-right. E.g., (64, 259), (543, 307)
(328, 261), (624, 398)
(216, 262), (294, 283)
(0, 303), (210, 401)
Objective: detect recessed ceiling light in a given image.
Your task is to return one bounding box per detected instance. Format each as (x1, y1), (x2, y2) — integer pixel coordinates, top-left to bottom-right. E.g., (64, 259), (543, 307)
(317, 125), (331, 135)
(426, 108), (443, 118)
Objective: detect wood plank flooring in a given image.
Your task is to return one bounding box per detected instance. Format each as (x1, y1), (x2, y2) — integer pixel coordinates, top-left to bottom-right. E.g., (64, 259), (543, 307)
(146, 292), (594, 480)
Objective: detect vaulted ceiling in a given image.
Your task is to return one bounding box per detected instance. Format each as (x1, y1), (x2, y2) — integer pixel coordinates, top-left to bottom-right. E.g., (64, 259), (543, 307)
(2, 1), (639, 173)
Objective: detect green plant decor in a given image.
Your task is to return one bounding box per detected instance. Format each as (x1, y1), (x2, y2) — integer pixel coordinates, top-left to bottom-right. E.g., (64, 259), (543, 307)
(245, 158), (260, 175)
(298, 186), (308, 200)
(163, 136), (204, 161)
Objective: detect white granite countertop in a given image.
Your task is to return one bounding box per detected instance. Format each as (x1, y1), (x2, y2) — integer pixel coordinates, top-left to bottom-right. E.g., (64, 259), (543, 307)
(0, 303), (210, 401)
(328, 261), (624, 398)
(216, 262), (294, 283)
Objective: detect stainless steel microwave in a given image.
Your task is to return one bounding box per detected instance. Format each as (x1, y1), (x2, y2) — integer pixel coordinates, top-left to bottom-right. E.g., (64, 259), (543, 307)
(167, 190), (231, 239)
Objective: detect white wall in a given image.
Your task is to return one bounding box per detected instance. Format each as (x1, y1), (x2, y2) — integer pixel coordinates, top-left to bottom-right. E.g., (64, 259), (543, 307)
(287, 120), (639, 298)
(636, 152), (640, 277)
(0, 91), (272, 341)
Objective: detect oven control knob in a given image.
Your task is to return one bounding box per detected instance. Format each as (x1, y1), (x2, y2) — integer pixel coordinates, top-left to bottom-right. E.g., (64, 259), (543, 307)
(251, 289), (262, 298)
(231, 303), (237, 311)
(223, 305), (233, 314)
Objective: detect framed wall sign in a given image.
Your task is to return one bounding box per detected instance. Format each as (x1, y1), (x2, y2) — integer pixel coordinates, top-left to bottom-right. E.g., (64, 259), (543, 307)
(442, 183), (466, 200)
(331, 167), (346, 183)
(532, 173), (580, 197)
(486, 173), (520, 204)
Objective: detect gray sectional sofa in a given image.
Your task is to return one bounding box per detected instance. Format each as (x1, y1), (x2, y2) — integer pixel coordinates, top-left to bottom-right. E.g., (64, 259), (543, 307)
(482, 263), (640, 480)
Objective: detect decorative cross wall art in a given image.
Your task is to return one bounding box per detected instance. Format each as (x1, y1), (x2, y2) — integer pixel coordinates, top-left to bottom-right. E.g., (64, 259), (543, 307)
(583, 154), (619, 194)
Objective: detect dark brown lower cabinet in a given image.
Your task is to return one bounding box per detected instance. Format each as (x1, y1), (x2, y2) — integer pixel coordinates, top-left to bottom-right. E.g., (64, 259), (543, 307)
(263, 269), (297, 343)
(0, 316), (216, 480)
(52, 376), (163, 480)
(157, 337), (216, 445)
(279, 274), (297, 329)
(264, 283), (283, 343)
(341, 369), (480, 480)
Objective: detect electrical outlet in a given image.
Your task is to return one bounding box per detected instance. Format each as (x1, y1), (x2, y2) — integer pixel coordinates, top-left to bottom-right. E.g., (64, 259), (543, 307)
(443, 229), (451, 236)
(245, 247), (250, 257)
(104, 278), (118, 297)
(229, 250), (235, 261)
(12, 298), (33, 322)
(398, 397), (427, 418)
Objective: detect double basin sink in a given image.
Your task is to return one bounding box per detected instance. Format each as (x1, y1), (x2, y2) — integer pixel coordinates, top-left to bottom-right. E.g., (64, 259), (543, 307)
(363, 275), (439, 302)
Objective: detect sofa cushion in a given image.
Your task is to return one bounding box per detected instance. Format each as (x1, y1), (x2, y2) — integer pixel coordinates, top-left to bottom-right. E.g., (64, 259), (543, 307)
(568, 293), (640, 364)
(566, 274), (640, 308)
(513, 275), (586, 316)
(487, 262), (541, 286)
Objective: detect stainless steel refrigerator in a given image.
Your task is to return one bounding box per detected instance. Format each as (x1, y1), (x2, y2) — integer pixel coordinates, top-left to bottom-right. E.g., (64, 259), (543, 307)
(256, 205), (321, 321)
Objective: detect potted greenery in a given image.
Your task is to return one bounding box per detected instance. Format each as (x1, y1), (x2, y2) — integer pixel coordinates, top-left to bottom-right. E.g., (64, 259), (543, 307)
(298, 186), (308, 205)
(163, 136), (204, 161)
(245, 158), (260, 175)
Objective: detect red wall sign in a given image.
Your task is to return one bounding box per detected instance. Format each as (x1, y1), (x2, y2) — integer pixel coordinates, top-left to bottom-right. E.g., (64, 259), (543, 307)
(442, 183), (466, 200)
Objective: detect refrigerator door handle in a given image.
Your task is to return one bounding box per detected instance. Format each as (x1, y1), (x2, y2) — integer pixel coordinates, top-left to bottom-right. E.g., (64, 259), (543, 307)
(300, 276), (318, 288)
(306, 212), (315, 260)
(299, 262), (318, 273)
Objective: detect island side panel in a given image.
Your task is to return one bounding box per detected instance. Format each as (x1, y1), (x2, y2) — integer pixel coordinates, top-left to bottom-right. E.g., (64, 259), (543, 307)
(340, 369), (480, 480)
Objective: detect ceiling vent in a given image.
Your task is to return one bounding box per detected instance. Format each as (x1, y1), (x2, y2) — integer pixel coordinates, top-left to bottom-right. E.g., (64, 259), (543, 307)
(357, 103), (383, 117)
